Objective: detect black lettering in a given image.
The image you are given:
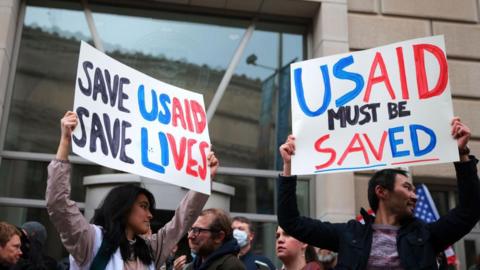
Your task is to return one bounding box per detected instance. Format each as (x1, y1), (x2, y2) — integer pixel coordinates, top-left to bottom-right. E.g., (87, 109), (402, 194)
(359, 103), (380, 125)
(345, 106), (359, 126)
(359, 105), (371, 125)
(118, 78), (130, 113)
(370, 103), (380, 122)
(120, 121), (134, 164)
(78, 61), (93, 96)
(90, 113), (108, 155)
(93, 68), (108, 104)
(104, 69), (119, 107)
(328, 107), (346, 130)
(398, 101), (411, 117)
(103, 113), (120, 158)
(73, 106), (89, 147)
(388, 102), (398, 119)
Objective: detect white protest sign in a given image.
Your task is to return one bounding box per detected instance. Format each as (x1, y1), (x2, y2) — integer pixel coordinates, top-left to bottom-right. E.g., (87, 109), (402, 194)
(291, 35), (457, 175)
(73, 41), (211, 194)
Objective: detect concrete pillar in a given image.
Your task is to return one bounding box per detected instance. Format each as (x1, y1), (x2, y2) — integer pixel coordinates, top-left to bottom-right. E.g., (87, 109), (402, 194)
(312, 0), (349, 58)
(0, 0), (20, 123)
(310, 0), (355, 222)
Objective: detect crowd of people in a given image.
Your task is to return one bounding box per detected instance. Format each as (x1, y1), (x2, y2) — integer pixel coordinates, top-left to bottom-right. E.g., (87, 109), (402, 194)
(1, 113), (479, 270)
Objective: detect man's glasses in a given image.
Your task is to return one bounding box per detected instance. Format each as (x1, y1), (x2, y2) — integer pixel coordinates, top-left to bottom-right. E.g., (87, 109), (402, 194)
(188, 227), (217, 237)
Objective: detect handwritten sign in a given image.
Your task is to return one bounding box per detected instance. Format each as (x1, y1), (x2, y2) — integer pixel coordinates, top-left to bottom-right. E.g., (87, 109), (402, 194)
(291, 36), (457, 175)
(73, 41), (211, 194)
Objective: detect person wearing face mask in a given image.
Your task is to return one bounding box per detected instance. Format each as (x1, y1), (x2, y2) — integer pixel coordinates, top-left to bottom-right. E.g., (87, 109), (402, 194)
(232, 216), (276, 270)
(314, 248), (337, 270)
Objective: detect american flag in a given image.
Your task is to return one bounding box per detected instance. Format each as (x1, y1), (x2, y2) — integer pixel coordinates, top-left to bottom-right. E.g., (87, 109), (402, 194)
(415, 184), (457, 265)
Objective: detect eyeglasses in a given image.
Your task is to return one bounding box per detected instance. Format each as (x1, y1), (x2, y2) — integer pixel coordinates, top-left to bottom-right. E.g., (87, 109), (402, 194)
(188, 227), (217, 237)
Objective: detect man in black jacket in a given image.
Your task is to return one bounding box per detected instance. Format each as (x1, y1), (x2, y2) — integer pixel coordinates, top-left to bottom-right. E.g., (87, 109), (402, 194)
(277, 118), (480, 269)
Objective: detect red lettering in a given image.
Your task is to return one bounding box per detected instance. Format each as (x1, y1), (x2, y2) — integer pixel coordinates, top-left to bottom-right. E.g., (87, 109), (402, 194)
(363, 131), (387, 161)
(197, 141), (209, 180)
(167, 133), (186, 170)
(183, 99), (194, 132)
(314, 134), (336, 170)
(190, 100), (207, 134)
(186, 138), (198, 177)
(414, 43), (448, 99)
(364, 52), (396, 103)
(396, 47), (409, 100)
(171, 97), (186, 130)
(337, 133), (370, 165)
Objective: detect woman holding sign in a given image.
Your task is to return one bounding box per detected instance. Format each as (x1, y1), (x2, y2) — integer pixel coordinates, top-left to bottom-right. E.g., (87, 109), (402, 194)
(46, 111), (219, 270)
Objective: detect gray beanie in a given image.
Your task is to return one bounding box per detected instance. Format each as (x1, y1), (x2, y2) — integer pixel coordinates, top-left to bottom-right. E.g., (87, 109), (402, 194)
(21, 221), (47, 246)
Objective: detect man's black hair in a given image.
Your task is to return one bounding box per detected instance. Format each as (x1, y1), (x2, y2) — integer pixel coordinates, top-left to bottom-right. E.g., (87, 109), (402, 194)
(368, 168), (409, 212)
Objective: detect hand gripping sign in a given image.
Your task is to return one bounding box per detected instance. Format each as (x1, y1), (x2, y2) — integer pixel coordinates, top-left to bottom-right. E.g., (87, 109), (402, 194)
(291, 36), (457, 175)
(72, 41), (212, 194)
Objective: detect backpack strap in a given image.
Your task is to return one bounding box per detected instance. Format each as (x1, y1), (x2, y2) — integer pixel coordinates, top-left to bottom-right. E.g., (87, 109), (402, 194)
(89, 238), (111, 270)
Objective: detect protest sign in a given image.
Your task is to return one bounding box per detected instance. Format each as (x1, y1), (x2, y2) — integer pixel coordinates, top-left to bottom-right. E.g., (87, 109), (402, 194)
(72, 41), (211, 194)
(291, 35), (457, 175)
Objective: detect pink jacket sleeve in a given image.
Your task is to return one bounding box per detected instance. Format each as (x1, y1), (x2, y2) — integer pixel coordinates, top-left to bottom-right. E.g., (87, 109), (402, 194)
(147, 190), (209, 269)
(46, 160), (96, 266)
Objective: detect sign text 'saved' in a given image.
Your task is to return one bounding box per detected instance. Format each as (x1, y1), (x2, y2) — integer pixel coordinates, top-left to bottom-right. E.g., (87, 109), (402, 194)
(291, 36), (457, 175)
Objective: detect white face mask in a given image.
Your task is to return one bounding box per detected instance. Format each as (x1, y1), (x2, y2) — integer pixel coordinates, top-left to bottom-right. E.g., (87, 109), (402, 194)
(318, 252), (337, 263)
(233, 229), (249, 248)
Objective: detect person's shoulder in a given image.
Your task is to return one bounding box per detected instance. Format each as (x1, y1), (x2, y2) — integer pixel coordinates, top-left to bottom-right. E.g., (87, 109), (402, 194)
(305, 261), (323, 270)
(344, 218), (367, 230)
(222, 254), (245, 268)
(252, 254), (274, 265)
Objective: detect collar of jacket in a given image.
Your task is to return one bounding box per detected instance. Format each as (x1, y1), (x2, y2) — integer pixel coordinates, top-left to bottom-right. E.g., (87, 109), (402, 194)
(360, 208), (375, 224)
(192, 238), (240, 270)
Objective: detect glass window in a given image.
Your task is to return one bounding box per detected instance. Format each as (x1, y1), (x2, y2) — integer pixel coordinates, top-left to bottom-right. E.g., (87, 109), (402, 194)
(216, 174), (309, 215)
(0, 159), (116, 201)
(90, 9), (248, 101)
(5, 4), (92, 153)
(210, 30), (304, 170)
(5, 3), (305, 172)
(216, 175), (276, 214)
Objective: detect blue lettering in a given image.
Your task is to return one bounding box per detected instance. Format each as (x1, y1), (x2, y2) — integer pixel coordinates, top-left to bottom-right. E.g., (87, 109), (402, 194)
(388, 126), (410, 157)
(410, 124), (436, 156)
(158, 93), (171, 124)
(138, 85), (158, 121)
(333, 55), (365, 107)
(294, 65), (331, 117)
(140, 128), (169, 173)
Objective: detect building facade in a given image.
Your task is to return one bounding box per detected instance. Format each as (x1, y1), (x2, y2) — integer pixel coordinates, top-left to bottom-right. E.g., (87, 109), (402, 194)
(0, 0), (479, 268)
